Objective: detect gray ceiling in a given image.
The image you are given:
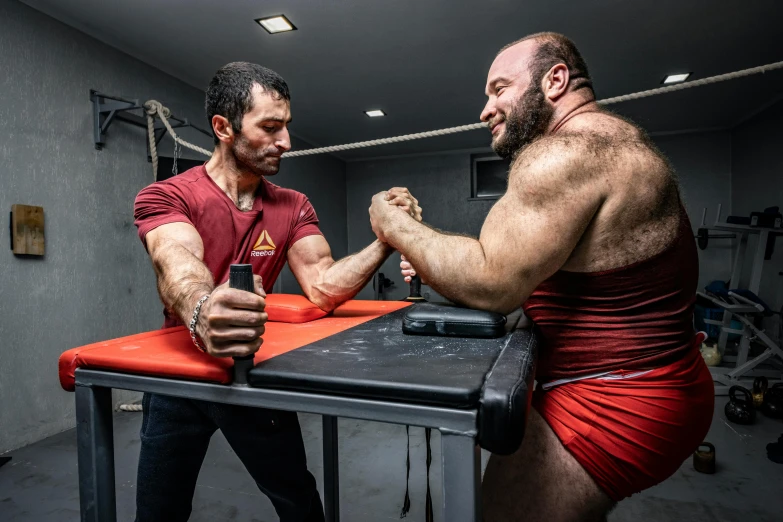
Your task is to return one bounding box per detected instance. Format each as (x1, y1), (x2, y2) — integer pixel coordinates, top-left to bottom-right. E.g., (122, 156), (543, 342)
(21, 0), (783, 160)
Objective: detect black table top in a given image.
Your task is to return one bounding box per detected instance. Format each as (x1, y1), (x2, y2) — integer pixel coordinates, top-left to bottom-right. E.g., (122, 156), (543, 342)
(247, 308), (536, 409)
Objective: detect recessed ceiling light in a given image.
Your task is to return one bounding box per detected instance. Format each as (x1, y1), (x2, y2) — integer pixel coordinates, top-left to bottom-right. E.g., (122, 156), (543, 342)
(365, 109), (386, 118)
(256, 15), (296, 34)
(662, 73), (691, 84)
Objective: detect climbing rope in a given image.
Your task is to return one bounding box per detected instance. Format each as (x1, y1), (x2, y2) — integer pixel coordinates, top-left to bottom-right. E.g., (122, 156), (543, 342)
(598, 60), (783, 105)
(282, 122), (489, 158)
(144, 100), (213, 180)
(142, 59), (783, 165)
(284, 60), (783, 158)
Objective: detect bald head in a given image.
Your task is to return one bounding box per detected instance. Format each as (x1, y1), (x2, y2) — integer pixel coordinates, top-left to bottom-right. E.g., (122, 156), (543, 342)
(498, 32), (593, 95)
(481, 32), (594, 159)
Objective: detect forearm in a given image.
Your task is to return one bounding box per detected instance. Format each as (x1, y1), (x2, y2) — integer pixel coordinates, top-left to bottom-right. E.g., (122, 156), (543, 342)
(151, 239), (214, 323)
(384, 213), (518, 313)
(309, 240), (393, 311)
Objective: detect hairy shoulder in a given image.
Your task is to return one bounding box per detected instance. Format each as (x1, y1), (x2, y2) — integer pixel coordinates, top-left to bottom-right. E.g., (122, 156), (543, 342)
(513, 133), (604, 172)
(507, 133), (611, 208)
(510, 118), (672, 207)
(556, 111), (670, 173)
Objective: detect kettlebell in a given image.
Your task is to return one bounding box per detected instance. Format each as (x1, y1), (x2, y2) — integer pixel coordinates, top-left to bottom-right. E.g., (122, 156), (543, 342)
(693, 442), (716, 474)
(700, 342), (721, 367)
(724, 385), (755, 425)
(762, 383), (783, 419)
(752, 376), (769, 408)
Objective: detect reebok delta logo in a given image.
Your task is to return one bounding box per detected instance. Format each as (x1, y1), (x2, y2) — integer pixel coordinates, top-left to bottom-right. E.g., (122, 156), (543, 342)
(251, 230), (276, 257)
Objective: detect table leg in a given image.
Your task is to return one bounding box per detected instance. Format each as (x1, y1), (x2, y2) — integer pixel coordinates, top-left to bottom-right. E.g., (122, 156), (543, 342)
(322, 415), (340, 522)
(441, 431), (481, 522)
(76, 384), (117, 522)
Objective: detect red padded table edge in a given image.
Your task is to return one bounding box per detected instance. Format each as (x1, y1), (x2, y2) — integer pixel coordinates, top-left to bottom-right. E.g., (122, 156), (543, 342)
(265, 294), (330, 323)
(59, 299), (411, 391)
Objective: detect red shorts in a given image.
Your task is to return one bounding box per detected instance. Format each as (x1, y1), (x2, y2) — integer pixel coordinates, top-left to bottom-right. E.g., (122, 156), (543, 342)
(533, 345), (714, 501)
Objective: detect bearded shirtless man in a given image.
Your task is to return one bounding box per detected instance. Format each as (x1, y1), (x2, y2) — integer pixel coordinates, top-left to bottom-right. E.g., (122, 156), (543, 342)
(369, 32), (714, 522)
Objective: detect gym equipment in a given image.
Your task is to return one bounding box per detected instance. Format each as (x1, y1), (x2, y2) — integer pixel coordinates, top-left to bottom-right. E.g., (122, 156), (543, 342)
(697, 205), (783, 395)
(402, 303), (507, 339)
(697, 205), (782, 395)
(724, 385), (755, 424)
(403, 274), (426, 303)
(700, 288), (783, 395)
(763, 383), (783, 419)
(753, 376), (769, 408)
(750, 207), (782, 229)
(695, 226), (735, 250)
(60, 298), (537, 522)
(90, 90), (210, 151)
(693, 442), (716, 474)
(700, 341), (722, 367)
(229, 264), (256, 385)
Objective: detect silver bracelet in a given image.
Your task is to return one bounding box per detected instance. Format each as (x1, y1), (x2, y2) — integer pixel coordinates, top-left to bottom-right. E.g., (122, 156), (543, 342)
(189, 294), (210, 352)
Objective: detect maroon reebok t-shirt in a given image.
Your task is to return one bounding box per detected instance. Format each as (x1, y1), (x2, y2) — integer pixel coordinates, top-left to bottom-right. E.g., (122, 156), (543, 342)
(134, 165), (322, 328)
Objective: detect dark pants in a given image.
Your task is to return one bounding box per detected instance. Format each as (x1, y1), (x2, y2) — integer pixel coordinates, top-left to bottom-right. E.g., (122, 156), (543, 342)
(135, 393), (324, 522)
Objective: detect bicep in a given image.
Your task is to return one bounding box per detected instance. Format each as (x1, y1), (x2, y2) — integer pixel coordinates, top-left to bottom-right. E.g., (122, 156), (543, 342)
(286, 235), (334, 286)
(145, 222), (205, 262)
(134, 183), (194, 246)
(478, 164), (602, 296)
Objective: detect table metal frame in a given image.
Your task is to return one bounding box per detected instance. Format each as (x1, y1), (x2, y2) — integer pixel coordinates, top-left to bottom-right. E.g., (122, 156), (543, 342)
(74, 368), (482, 522)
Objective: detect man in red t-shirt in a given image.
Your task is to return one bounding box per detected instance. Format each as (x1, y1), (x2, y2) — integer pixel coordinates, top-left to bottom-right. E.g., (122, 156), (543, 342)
(133, 62), (421, 522)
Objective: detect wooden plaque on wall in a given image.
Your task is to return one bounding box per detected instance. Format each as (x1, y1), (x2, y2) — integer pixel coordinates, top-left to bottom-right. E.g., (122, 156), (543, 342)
(11, 204), (45, 256)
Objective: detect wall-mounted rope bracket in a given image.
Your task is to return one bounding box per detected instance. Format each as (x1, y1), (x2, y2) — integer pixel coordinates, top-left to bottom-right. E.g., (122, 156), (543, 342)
(90, 90), (211, 160)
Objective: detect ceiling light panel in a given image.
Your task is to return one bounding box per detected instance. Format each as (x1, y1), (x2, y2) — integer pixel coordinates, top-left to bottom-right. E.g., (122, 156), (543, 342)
(662, 73), (691, 84)
(256, 15), (296, 34)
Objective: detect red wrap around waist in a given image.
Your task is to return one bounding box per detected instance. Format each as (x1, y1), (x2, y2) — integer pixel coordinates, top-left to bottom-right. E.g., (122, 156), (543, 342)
(523, 208), (698, 381)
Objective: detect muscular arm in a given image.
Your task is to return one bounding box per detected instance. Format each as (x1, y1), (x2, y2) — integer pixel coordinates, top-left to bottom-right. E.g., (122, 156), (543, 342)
(287, 235), (393, 312)
(288, 187), (421, 312)
(146, 222), (213, 322)
(145, 222), (266, 357)
(375, 139), (606, 314)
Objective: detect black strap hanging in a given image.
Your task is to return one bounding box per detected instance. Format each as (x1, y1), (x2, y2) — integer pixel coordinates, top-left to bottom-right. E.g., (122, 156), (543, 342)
(400, 425), (412, 518)
(399, 425), (434, 521)
(425, 427), (433, 522)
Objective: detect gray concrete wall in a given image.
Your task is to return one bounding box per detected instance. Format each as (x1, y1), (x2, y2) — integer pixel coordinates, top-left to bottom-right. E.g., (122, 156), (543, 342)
(0, 0), (346, 453)
(731, 99), (783, 313)
(654, 131), (735, 291)
(345, 131), (734, 300)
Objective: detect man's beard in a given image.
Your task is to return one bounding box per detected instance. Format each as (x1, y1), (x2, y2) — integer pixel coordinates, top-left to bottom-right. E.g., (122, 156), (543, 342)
(491, 82), (554, 160)
(231, 132), (282, 177)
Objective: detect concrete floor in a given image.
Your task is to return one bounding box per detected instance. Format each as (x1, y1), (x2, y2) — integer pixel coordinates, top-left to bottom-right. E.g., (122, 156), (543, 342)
(1, 401), (782, 521)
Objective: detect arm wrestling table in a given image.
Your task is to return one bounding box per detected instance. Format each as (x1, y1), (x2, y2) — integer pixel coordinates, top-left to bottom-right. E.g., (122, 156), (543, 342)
(59, 296), (537, 522)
